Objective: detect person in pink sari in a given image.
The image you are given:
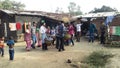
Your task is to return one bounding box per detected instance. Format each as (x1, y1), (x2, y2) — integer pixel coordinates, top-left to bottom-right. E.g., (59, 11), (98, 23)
(24, 25), (31, 51)
(68, 23), (75, 46)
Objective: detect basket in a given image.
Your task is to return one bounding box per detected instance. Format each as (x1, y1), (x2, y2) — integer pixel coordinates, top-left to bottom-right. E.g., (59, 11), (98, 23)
(64, 34), (71, 40)
(45, 40), (52, 46)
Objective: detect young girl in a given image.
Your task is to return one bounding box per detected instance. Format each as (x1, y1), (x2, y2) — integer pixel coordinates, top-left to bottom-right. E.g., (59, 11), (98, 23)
(24, 25), (31, 51)
(0, 37), (4, 57)
(7, 37), (15, 60)
(50, 27), (56, 45)
(68, 23), (75, 46)
(36, 28), (42, 47)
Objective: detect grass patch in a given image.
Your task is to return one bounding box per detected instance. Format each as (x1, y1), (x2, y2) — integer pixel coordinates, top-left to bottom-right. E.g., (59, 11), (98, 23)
(105, 41), (120, 47)
(82, 51), (114, 68)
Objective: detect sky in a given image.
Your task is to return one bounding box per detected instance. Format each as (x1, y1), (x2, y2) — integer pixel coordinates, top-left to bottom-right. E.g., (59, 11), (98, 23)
(15, 0), (120, 13)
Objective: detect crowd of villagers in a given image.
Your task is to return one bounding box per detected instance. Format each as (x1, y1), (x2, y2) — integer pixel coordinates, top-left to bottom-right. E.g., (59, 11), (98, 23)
(0, 18), (107, 60)
(23, 18), (107, 52)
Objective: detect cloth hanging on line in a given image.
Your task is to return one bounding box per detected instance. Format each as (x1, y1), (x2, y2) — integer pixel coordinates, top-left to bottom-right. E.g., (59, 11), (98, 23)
(105, 16), (114, 26)
(9, 23), (16, 31)
(110, 26), (120, 36)
(16, 22), (21, 30)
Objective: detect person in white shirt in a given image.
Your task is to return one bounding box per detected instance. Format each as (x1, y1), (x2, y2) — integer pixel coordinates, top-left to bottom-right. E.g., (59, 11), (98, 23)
(76, 19), (82, 42)
(40, 23), (48, 50)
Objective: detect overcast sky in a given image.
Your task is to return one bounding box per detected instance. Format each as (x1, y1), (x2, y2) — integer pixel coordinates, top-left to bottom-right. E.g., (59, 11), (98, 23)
(15, 0), (120, 13)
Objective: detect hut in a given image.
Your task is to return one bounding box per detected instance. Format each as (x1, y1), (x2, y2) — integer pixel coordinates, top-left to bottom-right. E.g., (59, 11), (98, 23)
(0, 10), (71, 41)
(72, 12), (120, 35)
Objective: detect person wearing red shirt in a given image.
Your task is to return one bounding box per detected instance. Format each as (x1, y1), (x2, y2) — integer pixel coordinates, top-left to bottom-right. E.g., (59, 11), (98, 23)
(0, 37), (4, 57)
(68, 23), (75, 46)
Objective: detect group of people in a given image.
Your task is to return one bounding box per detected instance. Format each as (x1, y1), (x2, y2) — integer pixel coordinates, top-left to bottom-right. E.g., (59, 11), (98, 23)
(24, 20), (82, 52)
(23, 19), (107, 52)
(0, 18), (107, 61)
(24, 21), (75, 52)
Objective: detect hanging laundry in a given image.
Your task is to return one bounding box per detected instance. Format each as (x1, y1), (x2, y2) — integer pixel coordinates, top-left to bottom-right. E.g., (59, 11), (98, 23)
(110, 26), (120, 36)
(105, 16), (114, 26)
(9, 23), (16, 31)
(16, 22), (21, 30)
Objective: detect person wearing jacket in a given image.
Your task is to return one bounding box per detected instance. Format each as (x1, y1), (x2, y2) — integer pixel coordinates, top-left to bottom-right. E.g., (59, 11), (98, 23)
(57, 21), (65, 52)
(7, 37), (15, 60)
(88, 20), (97, 43)
(100, 22), (107, 44)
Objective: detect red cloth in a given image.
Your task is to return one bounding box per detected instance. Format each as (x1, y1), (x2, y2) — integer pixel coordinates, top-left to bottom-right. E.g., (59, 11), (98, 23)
(68, 25), (75, 35)
(16, 22), (21, 30)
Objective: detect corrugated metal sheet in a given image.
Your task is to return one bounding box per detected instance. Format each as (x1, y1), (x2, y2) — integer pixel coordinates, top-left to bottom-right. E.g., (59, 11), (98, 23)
(73, 12), (118, 19)
(0, 9), (72, 21)
(18, 12), (43, 16)
(0, 9), (16, 14)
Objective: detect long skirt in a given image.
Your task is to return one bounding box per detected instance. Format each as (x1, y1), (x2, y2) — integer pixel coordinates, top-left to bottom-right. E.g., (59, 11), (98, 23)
(25, 40), (31, 51)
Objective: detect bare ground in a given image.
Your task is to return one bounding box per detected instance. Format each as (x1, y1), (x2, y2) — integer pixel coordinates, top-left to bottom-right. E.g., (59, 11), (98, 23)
(0, 37), (120, 68)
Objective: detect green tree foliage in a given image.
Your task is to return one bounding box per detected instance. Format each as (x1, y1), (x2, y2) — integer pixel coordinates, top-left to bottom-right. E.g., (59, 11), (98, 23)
(75, 5), (82, 15)
(11, 1), (25, 10)
(90, 5), (117, 13)
(0, 0), (25, 10)
(68, 2), (82, 16)
(1, 0), (12, 10)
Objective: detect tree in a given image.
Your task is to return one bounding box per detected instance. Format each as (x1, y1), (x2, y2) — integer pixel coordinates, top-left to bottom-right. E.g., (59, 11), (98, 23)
(0, 0), (25, 10)
(11, 1), (25, 10)
(90, 5), (117, 13)
(55, 7), (64, 13)
(68, 2), (82, 16)
(68, 2), (76, 15)
(75, 5), (82, 15)
(1, 0), (12, 10)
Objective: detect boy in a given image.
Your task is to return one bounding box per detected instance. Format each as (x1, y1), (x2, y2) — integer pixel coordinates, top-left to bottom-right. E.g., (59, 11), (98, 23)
(0, 37), (4, 57)
(6, 37), (15, 60)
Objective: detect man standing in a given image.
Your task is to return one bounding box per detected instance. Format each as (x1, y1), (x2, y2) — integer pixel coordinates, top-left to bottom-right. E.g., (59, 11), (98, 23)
(100, 22), (107, 44)
(88, 19), (97, 43)
(31, 22), (37, 49)
(57, 21), (65, 52)
(76, 19), (82, 42)
(40, 23), (48, 50)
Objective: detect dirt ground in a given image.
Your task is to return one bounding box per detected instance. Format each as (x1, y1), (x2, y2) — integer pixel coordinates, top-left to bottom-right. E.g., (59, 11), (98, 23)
(0, 37), (120, 68)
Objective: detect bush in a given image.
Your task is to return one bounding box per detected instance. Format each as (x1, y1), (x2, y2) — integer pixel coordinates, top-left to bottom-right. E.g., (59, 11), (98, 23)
(105, 41), (120, 47)
(84, 51), (114, 68)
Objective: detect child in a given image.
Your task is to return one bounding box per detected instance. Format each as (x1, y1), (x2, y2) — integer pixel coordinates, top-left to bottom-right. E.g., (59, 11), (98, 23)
(36, 28), (42, 47)
(24, 25), (31, 51)
(37, 38), (42, 47)
(0, 37), (4, 57)
(50, 27), (56, 45)
(6, 37), (15, 61)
